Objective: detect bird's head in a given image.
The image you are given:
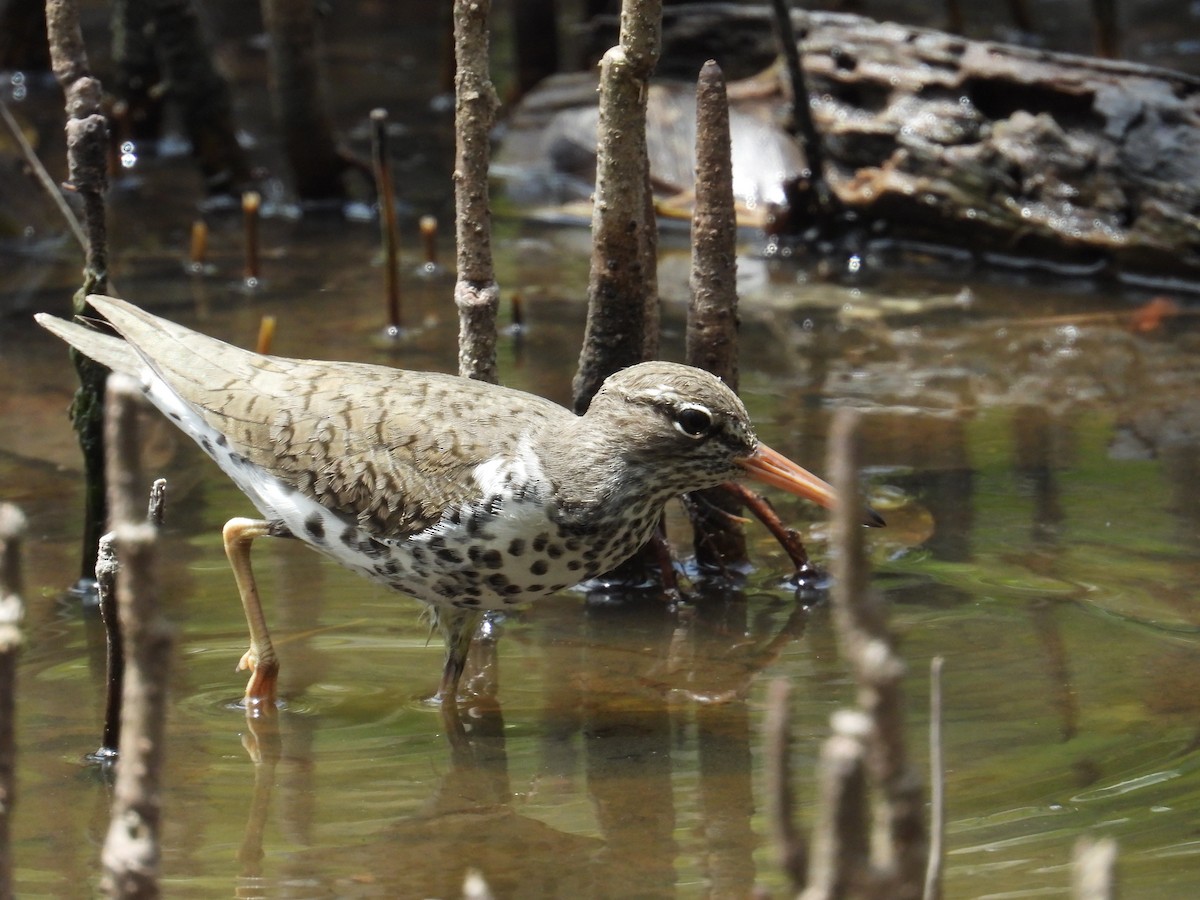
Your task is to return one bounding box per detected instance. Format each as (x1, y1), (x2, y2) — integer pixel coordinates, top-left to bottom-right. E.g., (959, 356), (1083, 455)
(586, 362), (881, 525)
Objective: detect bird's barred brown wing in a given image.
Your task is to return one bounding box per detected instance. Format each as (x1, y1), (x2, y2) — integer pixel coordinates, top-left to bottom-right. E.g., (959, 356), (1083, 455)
(90, 296), (567, 538)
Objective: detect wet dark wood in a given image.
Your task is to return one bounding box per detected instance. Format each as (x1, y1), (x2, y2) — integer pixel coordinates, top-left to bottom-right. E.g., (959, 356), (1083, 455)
(686, 60), (747, 569)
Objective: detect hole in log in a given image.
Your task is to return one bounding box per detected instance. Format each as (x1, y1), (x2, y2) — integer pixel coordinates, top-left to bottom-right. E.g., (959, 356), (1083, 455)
(963, 76), (1101, 129)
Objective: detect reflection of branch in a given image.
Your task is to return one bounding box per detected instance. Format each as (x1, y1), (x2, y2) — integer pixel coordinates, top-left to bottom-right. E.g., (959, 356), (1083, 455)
(0, 503), (27, 899)
(1028, 597), (1078, 741)
(100, 377), (174, 897)
(1072, 836), (1117, 899)
(924, 657), (945, 900)
(765, 680), (807, 888)
(827, 409), (926, 897)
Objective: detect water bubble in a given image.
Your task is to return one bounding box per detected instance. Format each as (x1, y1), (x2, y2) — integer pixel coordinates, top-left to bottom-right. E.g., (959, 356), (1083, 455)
(120, 141), (137, 169)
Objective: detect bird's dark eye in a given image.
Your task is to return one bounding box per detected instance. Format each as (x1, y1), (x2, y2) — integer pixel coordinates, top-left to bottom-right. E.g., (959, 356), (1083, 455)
(674, 405), (713, 438)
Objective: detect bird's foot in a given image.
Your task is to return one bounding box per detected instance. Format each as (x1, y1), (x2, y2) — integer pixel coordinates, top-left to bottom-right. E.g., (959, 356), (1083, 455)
(238, 648), (279, 714)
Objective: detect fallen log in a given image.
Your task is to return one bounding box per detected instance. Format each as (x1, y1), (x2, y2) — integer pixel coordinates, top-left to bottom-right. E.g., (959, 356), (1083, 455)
(792, 10), (1200, 286)
(506, 5), (1200, 287)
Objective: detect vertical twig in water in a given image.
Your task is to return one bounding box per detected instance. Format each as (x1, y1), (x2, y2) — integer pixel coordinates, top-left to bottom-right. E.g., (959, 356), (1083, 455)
(419, 214), (441, 275)
(685, 59), (747, 570)
(188, 219), (208, 273)
(255, 316), (277, 356)
(147, 479), (167, 530)
(453, 0), (500, 384)
(923, 656), (944, 900)
(1072, 836), (1118, 900)
(572, 0), (662, 414)
(769, 0), (835, 227)
(142, 0), (253, 195)
(370, 108), (403, 335)
(1091, 0), (1118, 59)
(100, 377), (173, 898)
(828, 408), (927, 899)
(94, 534), (122, 761)
(94, 373), (150, 762)
(510, 0), (559, 99)
(105, 375), (145, 530)
(260, 0), (347, 201)
(801, 710), (872, 900)
(47, 0), (111, 589)
(764, 678), (807, 889)
(242, 190), (261, 286)
(0, 503), (27, 899)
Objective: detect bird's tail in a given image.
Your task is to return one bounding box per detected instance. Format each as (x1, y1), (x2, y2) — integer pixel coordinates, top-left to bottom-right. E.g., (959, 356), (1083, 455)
(34, 295), (144, 376)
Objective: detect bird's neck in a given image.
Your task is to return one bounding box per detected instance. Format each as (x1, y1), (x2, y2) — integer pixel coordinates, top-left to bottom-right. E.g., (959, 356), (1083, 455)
(533, 417), (673, 529)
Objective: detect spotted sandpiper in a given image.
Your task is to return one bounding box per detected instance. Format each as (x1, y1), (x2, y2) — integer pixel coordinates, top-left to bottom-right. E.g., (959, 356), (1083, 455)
(38, 295), (878, 710)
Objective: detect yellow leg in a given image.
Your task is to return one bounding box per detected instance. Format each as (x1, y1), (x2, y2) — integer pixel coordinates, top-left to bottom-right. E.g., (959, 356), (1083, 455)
(223, 517), (280, 710)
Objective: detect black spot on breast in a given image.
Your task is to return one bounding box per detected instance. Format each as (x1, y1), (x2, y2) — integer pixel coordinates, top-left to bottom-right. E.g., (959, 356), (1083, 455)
(168, 411), (181, 422)
(503, 584), (522, 596)
(567, 560), (582, 571)
(532, 535), (548, 552)
(340, 527), (359, 547)
(482, 549), (503, 569)
(437, 547), (463, 564)
(361, 538), (389, 558)
(304, 515), (325, 541)
(530, 559), (548, 576)
(216, 433), (228, 447)
(547, 544), (563, 559)
(527, 583), (544, 593)
(487, 573), (510, 590)
(508, 538), (525, 557)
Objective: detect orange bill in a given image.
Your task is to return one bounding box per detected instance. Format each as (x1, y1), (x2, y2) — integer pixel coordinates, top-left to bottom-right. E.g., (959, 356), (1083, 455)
(736, 442), (885, 527)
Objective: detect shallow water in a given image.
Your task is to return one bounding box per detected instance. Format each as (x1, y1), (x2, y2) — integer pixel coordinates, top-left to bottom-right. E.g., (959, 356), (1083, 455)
(5, 3), (1200, 898)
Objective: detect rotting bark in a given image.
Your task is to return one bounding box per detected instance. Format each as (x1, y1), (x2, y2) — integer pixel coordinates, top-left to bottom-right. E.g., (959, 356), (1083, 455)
(0, 504), (27, 900)
(261, 0), (347, 202)
(47, 0), (111, 589)
(99, 376), (173, 899)
(144, 0), (253, 195)
(684, 59), (746, 570)
(827, 409), (926, 900)
(581, 6), (1200, 284)
(572, 0), (662, 414)
(453, 0), (501, 384)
